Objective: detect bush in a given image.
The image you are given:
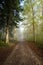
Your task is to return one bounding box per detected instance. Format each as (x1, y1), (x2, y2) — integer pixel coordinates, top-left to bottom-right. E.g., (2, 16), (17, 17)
(0, 40), (8, 47)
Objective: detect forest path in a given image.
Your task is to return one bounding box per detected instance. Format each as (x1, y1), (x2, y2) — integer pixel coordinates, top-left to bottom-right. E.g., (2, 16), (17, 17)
(3, 42), (41, 65)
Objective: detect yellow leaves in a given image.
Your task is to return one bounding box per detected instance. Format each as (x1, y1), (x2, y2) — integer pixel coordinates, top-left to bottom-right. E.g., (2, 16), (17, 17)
(31, 1), (37, 7)
(40, 0), (43, 4)
(40, 16), (43, 20)
(24, 4), (31, 14)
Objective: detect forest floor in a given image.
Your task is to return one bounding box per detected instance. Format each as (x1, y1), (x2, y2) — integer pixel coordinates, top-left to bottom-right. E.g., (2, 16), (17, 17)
(0, 41), (43, 65)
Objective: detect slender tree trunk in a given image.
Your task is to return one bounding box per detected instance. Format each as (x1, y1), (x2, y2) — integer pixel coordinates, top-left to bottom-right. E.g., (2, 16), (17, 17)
(32, 7), (36, 43)
(30, 0), (36, 43)
(6, 27), (9, 44)
(32, 10), (35, 42)
(42, 3), (43, 15)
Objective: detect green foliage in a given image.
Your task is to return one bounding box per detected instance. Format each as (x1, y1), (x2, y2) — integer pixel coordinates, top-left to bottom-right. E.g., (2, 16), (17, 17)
(0, 0), (23, 43)
(0, 40), (8, 47)
(0, 0), (23, 29)
(36, 33), (43, 48)
(23, 0), (43, 48)
(40, 16), (43, 20)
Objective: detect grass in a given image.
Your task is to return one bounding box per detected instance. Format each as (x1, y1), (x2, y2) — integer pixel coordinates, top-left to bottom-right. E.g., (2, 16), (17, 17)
(0, 40), (9, 47)
(26, 34), (43, 48)
(36, 34), (43, 48)
(0, 39), (17, 47)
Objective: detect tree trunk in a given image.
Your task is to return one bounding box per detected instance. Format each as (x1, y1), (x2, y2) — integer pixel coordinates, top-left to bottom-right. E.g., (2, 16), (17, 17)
(33, 22), (36, 43)
(6, 27), (9, 44)
(32, 7), (36, 43)
(42, 4), (43, 15)
(30, 0), (36, 43)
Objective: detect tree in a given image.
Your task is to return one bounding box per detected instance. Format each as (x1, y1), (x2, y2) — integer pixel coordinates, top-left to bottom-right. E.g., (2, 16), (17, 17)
(23, 0), (37, 42)
(0, 0), (23, 43)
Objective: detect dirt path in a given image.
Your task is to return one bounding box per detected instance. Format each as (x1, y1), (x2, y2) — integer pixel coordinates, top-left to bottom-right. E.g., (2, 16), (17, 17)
(3, 42), (42, 65)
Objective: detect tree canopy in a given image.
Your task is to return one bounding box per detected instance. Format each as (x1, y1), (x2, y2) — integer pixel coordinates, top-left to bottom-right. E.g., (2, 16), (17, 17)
(0, 0), (23, 29)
